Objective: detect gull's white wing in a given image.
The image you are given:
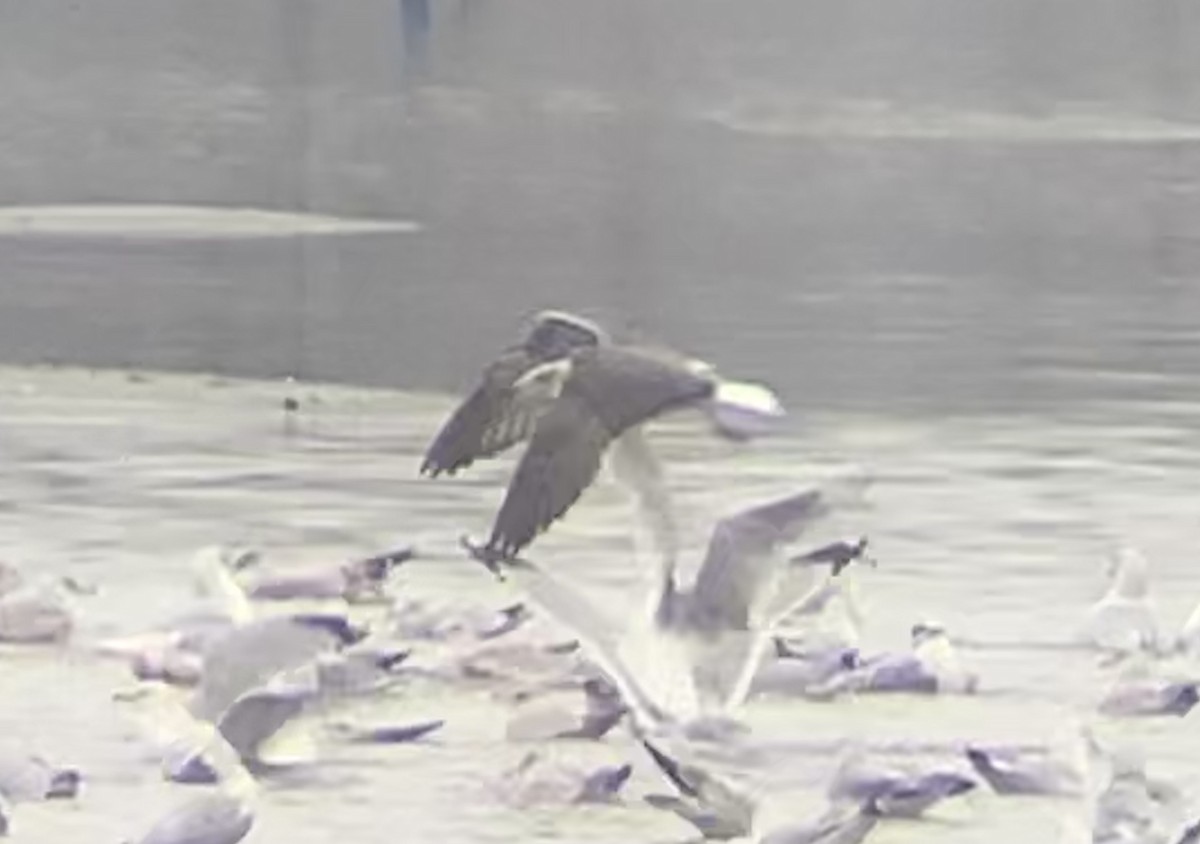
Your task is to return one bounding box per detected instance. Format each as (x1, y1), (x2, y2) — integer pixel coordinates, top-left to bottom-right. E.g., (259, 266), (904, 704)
(133, 790), (254, 844)
(216, 688), (312, 767)
(496, 558), (670, 730)
(691, 470), (872, 633)
(190, 615), (358, 723)
(609, 426), (679, 578)
(190, 547), (253, 625)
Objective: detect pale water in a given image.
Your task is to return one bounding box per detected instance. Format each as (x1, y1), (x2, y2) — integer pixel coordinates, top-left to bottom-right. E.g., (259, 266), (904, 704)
(2, 365), (1199, 842)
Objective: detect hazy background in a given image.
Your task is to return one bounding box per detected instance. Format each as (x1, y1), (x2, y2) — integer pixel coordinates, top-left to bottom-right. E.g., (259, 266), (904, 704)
(4, 9), (1200, 842)
(1, 0), (1199, 414)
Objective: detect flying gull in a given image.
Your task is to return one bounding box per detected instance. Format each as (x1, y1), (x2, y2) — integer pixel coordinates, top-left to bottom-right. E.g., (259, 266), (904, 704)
(465, 472), (872, 727)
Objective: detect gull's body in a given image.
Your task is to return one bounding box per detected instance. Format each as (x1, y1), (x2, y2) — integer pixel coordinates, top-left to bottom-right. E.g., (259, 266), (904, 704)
(0, 579), (74, 643)
(237, 545), (413, 604)
(0, 562), (24, 596)
(1083, 546), (1161, 654)
(311, 645), (412, 698)
(497, 749), (633, 807)
(773, 573), (865, 657)
(214, 685), (318, 770)
(1098, 664), (1200, 718)
(844, 622), (977, 695)
(423, 310), (785, 561)
(119, 697), (258, 844)
(188, 612), (364, 724)
(96, 548), (257, 678)
(132, 790), (254, 844)
(749, 644), (861, 701)
(389, 597), (530, 644)
(0, 751), (81, 802)
(966, 744), (1087, 796)
(1087, 745), (1189, 844)
(826, 749), (974, 818)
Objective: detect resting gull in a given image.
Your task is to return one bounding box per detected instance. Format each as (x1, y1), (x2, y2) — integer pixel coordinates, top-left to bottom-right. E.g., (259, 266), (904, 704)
(0, 575), (82, 644)
(1097, 658), (1200, 717)
(0, 750), (81, 802)
(497, 748), (633, 807)
(505, 677), (629, 741)
(1081, 546), (1162, 654)
(826, 747), (975, 818)
(235, 544), (414, 604)
(841, 621), (978, 695)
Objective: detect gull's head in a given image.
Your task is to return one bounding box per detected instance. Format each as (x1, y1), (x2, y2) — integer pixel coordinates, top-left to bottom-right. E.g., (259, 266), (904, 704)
(911, 620), (948, 647)
(1107, 546), (1150, 599)
(46, 768), (83, 799)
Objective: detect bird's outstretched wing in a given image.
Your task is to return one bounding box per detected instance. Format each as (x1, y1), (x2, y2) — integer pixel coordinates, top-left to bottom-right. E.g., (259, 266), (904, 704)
(419, 349), (546, 477)
(462, 540), (670, 730)
(485, 346), (714, 558)
(420, 312), (607, 477)
(690, 471), (872, 633)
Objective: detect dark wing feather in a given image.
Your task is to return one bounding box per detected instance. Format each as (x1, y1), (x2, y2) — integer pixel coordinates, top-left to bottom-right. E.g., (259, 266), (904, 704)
(689, 489), (828, 631)
(485, 395), (611, 558)
(485, 347), (715, 558)
(419, 348), (543, 477)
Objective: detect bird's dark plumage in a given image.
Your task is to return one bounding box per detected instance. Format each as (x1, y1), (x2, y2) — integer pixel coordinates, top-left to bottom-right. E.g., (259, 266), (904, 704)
(420, 312), (605, 477)
(483, 345), (715, 559)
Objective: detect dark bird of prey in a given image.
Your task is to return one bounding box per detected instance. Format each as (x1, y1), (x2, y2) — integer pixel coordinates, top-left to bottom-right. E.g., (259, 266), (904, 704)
(465, 472), (872, 723)
(425, 310), (786, 561)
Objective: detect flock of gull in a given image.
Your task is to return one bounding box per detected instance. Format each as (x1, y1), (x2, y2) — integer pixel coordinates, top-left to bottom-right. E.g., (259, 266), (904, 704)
(2, 309), (1200, 843)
